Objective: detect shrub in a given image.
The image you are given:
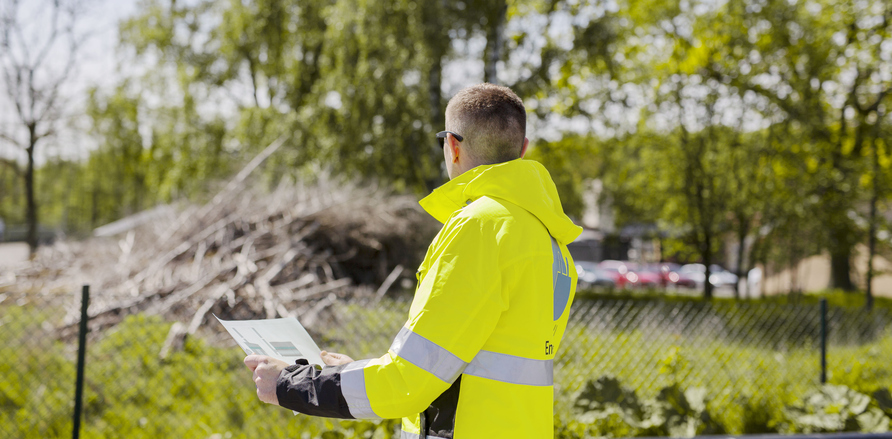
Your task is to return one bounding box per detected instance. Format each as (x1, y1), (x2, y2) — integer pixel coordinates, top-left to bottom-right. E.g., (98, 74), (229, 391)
(569, 376), (724, 437)
(564, 376), (892, 437)
(779, 385), (890, 434)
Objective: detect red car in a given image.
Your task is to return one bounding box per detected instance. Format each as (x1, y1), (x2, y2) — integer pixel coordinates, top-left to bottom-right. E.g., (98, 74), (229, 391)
(648, 262), (697, 289)
(630, 263), (667, 288)
(597, 260), (636, 288)
(597, 260), (663, 289)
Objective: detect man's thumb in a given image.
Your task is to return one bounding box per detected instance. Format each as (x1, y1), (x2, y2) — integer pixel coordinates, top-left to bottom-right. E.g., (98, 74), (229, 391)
(244, 354), (267, 370)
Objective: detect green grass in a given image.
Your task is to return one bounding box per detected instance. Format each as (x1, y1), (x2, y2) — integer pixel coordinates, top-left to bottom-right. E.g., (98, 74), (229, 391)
(759, 289), (892, 309)
(1, 308), (399, 439)
(552, 296), (892, 436)
(555, 320), (892, 434)
(576, 287), (892, 310)
(0, 305), (76, 438)
(3, 295), (890, 438)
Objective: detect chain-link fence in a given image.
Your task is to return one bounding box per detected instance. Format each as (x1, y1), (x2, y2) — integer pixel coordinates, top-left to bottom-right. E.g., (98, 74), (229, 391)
(555, 299), (892, 432)
(3, 288), (891, 438)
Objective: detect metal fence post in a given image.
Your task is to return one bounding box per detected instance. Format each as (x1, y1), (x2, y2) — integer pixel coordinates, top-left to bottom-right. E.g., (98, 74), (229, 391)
(73, 285), (90, 439)
(820, 298), (827, 385)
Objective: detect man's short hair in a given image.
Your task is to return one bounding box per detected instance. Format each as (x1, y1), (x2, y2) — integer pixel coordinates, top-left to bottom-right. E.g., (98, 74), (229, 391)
(445, 83), (526, 165)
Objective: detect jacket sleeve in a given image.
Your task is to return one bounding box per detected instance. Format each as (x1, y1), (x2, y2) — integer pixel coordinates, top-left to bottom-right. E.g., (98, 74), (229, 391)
(276, 214), (505, 419)
(276, 360), (355, 418)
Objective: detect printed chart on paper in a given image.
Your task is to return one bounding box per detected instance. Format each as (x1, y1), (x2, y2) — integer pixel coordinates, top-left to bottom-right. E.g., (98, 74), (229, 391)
(215, 315), (324, 366)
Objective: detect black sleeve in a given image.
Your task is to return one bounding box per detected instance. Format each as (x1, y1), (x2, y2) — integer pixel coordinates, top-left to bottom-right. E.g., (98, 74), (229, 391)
(275, 359), (355, 418)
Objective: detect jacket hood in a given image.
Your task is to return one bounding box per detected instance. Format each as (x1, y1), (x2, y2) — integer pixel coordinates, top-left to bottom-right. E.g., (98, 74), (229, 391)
(419, 159), (583, 245)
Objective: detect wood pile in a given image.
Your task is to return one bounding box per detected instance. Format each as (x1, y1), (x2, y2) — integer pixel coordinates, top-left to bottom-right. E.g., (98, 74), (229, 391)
(4, 162), (438, 345)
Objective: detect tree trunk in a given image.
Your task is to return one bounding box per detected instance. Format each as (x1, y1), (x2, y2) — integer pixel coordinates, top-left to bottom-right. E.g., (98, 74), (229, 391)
(25, 124), (38, 254)
(735, 223), (748, 300)
(484, 1), (507, 84)
(789, 234), (800, 295)
(91, 179), (100, 228)
(866, 108), (882, 310)
(745, 231), (766, 299)
(703, 232), (713, 300)
(427, 58), (444, 191)
(867, 184), (877, 310)
(829, 245), (854, 291)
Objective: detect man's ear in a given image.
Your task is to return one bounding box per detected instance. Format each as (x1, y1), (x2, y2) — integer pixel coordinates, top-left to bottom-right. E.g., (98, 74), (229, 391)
(450, 134), (461, 163)
(520, 137), (530, 158)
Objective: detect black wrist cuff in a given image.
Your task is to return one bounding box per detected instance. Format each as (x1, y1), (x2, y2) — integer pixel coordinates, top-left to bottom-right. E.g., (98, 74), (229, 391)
(276, 361), (354, 419)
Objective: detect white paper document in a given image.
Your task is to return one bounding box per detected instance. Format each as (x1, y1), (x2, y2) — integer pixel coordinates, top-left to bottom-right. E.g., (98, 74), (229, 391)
(215, 315), (324, 367)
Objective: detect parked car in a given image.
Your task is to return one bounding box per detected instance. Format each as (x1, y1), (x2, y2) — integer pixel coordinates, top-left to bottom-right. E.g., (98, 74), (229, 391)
(647, 262), (698, 289)
(678, 263), (739, 289)
(678, 264), (707, 289)
(630, 263), (666, 288)
(575, 261), (617, 289)
(628, 263), (663, 288)
(643, 263), (674, 288)
(598, 260), (640, 289)
(671, 270), (699, 289)
(708, 264), (739, 288)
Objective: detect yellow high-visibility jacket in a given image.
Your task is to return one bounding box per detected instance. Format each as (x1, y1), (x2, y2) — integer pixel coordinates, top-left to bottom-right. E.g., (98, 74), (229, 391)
(277, 159), (582, 438)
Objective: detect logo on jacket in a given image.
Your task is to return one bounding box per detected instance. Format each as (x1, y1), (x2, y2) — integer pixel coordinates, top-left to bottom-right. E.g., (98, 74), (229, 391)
(551, 238), (571, 321)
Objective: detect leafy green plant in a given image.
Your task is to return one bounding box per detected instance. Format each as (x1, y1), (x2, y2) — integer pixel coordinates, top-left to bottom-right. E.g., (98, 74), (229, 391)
(658, 346), (688, 382)
(566, 378), (892, 437)
(874, 388), (892, 417)
(571, 376), (724, 437)
(739, 395), (782, 434)
(779, 385), (890, 434)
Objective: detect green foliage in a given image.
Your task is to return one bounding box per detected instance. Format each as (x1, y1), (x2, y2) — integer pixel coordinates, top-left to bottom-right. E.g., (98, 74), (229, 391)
(531, 0), (892, 294)
(81, 314), (403, 438)
(556, 296), (892, 434)
(563, 377), (892, 438)
(3, 0), (890, 298)
(875, 388), (892, 417)
(779, 385), (890, 434)
(570, 376), (725, 437)
(115, 0), (467, 196)
(575, 287), (892, 311)
(5, 297), (892, 437)
(526, 135), (600, 218)
(757, 290), (892, 310)
(828, 333), (892, 392)
(0, 308), (399, 438)
(0, 306), (74, 439)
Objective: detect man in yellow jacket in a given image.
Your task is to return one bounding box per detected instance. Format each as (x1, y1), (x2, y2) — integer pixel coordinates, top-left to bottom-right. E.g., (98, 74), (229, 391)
(246, 83), (582, 438)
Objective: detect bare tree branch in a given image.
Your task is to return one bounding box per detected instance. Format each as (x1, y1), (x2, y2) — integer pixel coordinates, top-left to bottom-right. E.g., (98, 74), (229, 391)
(0, 130), (22, 148)
(29, 0), (62, 75)
(0, 0), (89, 253)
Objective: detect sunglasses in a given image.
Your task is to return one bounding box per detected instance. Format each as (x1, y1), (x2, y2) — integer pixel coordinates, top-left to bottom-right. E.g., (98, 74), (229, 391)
(436, 131), (464, 148)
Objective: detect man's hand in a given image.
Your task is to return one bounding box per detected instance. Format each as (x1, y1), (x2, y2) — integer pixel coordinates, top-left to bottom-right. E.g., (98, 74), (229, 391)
(320, 350), (354, 366)
(244, 355), (289, 405)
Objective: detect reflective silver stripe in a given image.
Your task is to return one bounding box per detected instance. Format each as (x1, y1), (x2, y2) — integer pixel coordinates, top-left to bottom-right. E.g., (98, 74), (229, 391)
(390, 327), (467, 383)
(340, 359), (380, 419)
(464, 350), (553, 386)
(400, 431), (449, 439)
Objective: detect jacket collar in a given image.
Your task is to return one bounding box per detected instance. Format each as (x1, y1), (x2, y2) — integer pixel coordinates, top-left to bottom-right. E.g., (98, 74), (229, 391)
(418, 163), (500, 224)
(418, 159), (583, 245)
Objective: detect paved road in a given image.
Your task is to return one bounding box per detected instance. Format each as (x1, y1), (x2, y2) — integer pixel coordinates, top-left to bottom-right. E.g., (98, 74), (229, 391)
(0, 242), (30, 268)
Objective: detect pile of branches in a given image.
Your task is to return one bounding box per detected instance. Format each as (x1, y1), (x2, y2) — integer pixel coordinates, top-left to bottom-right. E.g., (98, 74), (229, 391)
(5, 143), (438, 349)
